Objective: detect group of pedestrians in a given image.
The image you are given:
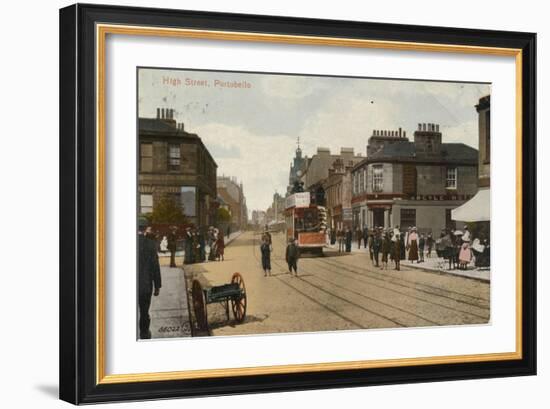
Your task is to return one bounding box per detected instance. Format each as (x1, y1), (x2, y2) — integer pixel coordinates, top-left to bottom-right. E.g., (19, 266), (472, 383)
(367, 226), (402, 270)
(181, 226), (225, 264)
(362, 225), (437, 271)
(434, 226), (489, 270)
(259, 226), (300, 278)
(158, 225), (227, 265)
(331, 227), (355, 253)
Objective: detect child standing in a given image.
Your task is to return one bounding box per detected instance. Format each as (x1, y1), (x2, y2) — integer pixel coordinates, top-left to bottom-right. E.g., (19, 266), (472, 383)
(285, 238), (300, 277)
(260, 238), (272, 276)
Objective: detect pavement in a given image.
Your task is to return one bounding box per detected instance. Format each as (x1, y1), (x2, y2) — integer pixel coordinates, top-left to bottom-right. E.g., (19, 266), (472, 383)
(401, 258), (490, 282)
(180, 230), (490, 338)
(326, 241), (490, 282)
(148, 230), (243, 338)
(148, 265), (192, 339)
(158, 230), (242, 259)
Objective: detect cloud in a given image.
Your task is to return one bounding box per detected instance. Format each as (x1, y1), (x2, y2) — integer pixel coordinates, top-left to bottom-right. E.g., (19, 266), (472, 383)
(189, 123), (295, 211)
(440, 119), (479, 149)
(260, 75), (325, 100)
(298, 88), (402, 156)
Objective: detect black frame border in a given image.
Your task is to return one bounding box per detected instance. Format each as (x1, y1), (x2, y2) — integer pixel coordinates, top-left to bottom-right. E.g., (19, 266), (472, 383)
(59, 3), (536, 404)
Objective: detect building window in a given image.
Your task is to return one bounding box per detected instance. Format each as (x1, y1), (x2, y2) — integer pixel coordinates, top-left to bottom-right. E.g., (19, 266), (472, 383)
(400, 209), (416, 228)
(180, 186), (196, 217)
(446, 167), (457, 189)
(140, 143), (153, 172)
(168, 144), (181, 171)
(372, 165), (383, 192)
(140, 194), (153, 214)
(359, 170), (365, 193)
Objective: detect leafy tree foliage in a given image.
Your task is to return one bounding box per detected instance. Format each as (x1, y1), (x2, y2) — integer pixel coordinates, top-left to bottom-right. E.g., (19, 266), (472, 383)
(217, 207), (231, 222)
(150, 195), (187, 224)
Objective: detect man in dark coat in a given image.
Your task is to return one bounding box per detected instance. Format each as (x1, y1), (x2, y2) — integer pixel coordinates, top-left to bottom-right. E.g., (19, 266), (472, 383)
(362, 225), (369, 249)
(167, 227), (177, 268)
(393, 233), (402, 270)
(138, 221), (161, 339)
(372, 228), (382, 267)
(285, 238), (300, 277)
(345, 227), (353, 252)
(183, 227), (194, 264)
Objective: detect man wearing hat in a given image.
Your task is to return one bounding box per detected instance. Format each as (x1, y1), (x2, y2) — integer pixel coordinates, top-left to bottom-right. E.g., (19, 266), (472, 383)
(138, 217), (162, 339)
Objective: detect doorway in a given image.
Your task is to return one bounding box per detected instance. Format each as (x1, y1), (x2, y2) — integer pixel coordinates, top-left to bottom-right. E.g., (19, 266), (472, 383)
(373, 208), (385, 228)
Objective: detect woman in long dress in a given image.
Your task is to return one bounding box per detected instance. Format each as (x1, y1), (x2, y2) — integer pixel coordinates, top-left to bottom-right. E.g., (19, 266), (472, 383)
(408, 227), (419, 262)
(216, 231), (225, 261)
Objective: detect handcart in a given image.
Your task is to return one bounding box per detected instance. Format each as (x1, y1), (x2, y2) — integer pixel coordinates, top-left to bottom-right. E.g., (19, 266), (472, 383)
(191, 272), (247, 331)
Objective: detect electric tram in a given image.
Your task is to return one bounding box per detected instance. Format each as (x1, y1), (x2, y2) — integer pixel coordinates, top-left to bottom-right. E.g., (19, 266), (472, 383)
(284, 192), (327, 255)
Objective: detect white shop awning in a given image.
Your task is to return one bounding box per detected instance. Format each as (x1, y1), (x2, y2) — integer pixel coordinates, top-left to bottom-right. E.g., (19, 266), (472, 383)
(451, 188), (490, 222)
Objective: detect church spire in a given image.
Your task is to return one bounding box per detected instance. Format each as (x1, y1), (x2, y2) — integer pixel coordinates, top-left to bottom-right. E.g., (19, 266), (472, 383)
(296, 136), (302, 158)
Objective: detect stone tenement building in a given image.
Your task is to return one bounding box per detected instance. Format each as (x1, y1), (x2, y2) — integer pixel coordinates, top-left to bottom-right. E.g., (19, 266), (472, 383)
(217, 175), (248, 230)
(451, 95), (491, 224)
(138, 108), (218, 229)
(351, 123), (479, 233)
(296, 146), (363, 207)
(323, 158), (354, 231)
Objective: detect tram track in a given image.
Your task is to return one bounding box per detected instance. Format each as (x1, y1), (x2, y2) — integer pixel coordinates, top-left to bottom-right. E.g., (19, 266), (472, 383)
(322, 256), (489, 304)
(252, 231), (488, 330)
(270, 232), (487, 324)
(253, 232), (405, 328)
(318, 257), (490, 312)
(269, 257), (407, 328)
(307, 258), (489, 323)
(251, 232), (370, 329)
(258, 233), (433, 327)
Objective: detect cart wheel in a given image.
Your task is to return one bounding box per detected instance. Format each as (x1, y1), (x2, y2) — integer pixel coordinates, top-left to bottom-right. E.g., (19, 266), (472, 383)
(230, 273), (247, 323)
(192, 279), (208, 331)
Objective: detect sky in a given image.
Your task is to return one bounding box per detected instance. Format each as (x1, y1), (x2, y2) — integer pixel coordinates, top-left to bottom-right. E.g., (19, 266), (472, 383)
(138, 68), (490, 212)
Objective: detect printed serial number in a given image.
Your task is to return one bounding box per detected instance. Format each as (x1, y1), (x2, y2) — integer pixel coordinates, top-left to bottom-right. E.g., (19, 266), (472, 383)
(158, 326), (181, 333)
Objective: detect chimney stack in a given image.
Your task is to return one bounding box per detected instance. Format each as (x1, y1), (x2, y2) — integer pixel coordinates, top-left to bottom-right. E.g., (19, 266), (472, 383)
(156, 108), (160, 119)
(399, 127), (402, 137)
(436, 124), (440, 132)
(161, 108), (165, 119)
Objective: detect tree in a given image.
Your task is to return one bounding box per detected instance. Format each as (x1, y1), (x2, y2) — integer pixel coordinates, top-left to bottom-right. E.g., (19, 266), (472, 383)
(150, 195), (187, 224)
(217, 207), (231, 223)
